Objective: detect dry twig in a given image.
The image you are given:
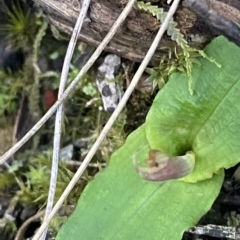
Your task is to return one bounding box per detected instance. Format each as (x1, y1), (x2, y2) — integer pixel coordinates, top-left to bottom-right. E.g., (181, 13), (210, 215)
(187, 224), (240, 239)
(40, 1), (91, 239)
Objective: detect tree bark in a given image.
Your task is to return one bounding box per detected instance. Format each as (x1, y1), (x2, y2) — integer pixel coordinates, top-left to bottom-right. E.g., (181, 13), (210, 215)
(24, 0), (239, 65)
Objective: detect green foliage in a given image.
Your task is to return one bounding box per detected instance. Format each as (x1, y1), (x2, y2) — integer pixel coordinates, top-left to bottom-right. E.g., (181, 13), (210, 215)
(29, 20), (48, 122)
(0, 1), (126, 164)
(17, 151), (89, 207)
(50, 215), (68, 235)
(101, 112), (127, 163)
(146, 36), (240, 182)
(0, 2), (47, 117)
(56, 36), (240, 240)
(0, 70), (25, 115)
(82, 82), (97, 97)
(0, 171), (16, 189)
(0, 1), (40, 50)
(136, 1), (220, 94)
(145, 48), (195, 90)
(64, 66), (127, 160)
(0, 151), (89, 208)
(0, 217), (17, 235)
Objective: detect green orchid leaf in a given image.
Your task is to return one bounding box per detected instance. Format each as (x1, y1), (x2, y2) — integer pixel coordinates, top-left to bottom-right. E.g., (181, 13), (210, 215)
(146, 36), (240, 182)
(56, 36), (239, 239)
(56, 125), (223, 240)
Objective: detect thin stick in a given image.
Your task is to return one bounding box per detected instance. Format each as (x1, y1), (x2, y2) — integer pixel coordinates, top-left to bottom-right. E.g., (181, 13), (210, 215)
(40, 1), (91, 239)
(0, 0), (136, 165)
(187, 224), (240, 239)
(64, 160), (107, 168)
(14, 210), (45, 240)
(32, 0), (180, 239)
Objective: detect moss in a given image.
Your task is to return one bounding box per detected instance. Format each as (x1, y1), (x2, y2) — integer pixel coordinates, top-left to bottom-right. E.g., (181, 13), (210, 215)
(136, 1), (220, 94)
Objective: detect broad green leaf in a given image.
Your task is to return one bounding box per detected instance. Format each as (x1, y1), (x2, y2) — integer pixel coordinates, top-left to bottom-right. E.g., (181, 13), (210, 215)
(56, 125), (223, 240)
(146, 36), (240, 182)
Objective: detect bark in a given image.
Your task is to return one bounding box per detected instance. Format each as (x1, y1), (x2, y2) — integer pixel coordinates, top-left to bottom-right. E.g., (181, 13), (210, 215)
(23, 0), (240, 65)
(184, 0), (240, 46)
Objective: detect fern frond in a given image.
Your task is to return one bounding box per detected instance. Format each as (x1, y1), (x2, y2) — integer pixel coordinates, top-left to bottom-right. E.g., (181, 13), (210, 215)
(136, 1), (195, 93)
(137, 1), (188, 49)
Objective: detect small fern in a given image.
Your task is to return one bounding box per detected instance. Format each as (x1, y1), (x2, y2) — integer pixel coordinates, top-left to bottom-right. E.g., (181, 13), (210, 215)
(136, 1), (220, 94)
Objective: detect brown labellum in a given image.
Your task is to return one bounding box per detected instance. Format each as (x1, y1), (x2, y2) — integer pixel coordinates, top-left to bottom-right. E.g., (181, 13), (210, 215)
(133, 150), (195, 181)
